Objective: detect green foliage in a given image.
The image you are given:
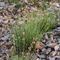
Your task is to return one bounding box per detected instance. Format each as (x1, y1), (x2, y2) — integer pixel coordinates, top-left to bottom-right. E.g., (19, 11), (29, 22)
(9, 0), (19, 3)
(15, 2), (26, 9)
(12, 12), (56, 55)
(11, 55), (18, 60)
(11, 55), (30, 60)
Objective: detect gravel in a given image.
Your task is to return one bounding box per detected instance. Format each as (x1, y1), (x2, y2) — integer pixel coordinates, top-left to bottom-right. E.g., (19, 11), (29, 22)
(35, 26), (60, 60)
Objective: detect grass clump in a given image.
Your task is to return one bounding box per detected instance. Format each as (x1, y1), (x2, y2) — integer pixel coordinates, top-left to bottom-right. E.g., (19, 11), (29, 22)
(12, 11), (56, 55)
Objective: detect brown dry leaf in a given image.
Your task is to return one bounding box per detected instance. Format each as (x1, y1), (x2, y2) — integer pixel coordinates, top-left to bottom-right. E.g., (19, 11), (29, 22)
(35, 41), (44, 49)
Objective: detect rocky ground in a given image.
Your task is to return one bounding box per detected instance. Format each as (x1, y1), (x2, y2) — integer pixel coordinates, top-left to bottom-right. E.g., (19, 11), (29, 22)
(0, 1), (60, 60)
(35, 26), (60, 60)
(0, 2), (15, 60)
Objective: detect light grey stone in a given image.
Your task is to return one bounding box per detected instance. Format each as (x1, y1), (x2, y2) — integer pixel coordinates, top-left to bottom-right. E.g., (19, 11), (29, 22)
(1, 34), (10, 41)
(49, 57), (55, 60)
(0, 2), (5, 7)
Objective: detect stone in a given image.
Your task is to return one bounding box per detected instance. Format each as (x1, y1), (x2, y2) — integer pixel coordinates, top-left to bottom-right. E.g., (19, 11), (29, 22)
(54, 27), (60, 32)
(3, 20), (8, 24)
(42, 39), (46, 44)
(54, 45), (59, 51)
(35, 41), (44, 50)
(36, 58), (40, 60)
(1, 34), (10, 41)
(0, 42), (4, 46)
(50, 34), (54, 41)
(55, 56), (60, 60)
(0, 19), (3, 23)
(0, 7), (3, 9)
(38, 55), (45, 59)
(57, 52), (60, 56)
(46, 48), (51, 55)
(52, 3), (60, 8)
(58, 45), (60, 51)
(49, 57), (55, 60)
(52, 51), (57, 56)
(57, 38), (60, 44)
(23, 0), (28, 3)
(46, 43), (57, 48)
(42, 48), (46, 52)
(44, 33), (49, 40)
(0, 2), (6, 9)
(0, 2), (5, 7)
(0, 58), (3, 60)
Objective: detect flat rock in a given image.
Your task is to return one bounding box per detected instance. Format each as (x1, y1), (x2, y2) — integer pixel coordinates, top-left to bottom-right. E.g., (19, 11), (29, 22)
(54, 45), (59, 51)
(0, 2), (5, 9)
(46, 48), (51, 55)
(1, 34), (10, 41)
(54, 27), (60, 32)
(49, 57), (55, 60)
(0, 2), (5, 7)
(38, 55), (46, 59)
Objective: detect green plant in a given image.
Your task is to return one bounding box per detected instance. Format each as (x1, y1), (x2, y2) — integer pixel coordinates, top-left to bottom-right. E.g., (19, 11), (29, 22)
(9, 0), (19, 3)
(12, 11), (56, 55)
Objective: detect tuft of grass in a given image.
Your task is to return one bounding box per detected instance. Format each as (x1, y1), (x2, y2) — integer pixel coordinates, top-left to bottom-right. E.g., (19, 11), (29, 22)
(9, 0), (19, 3)
(12, 11), (56, 55)
(11, 55), (18, 60)
(11, 55), (30, 60)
